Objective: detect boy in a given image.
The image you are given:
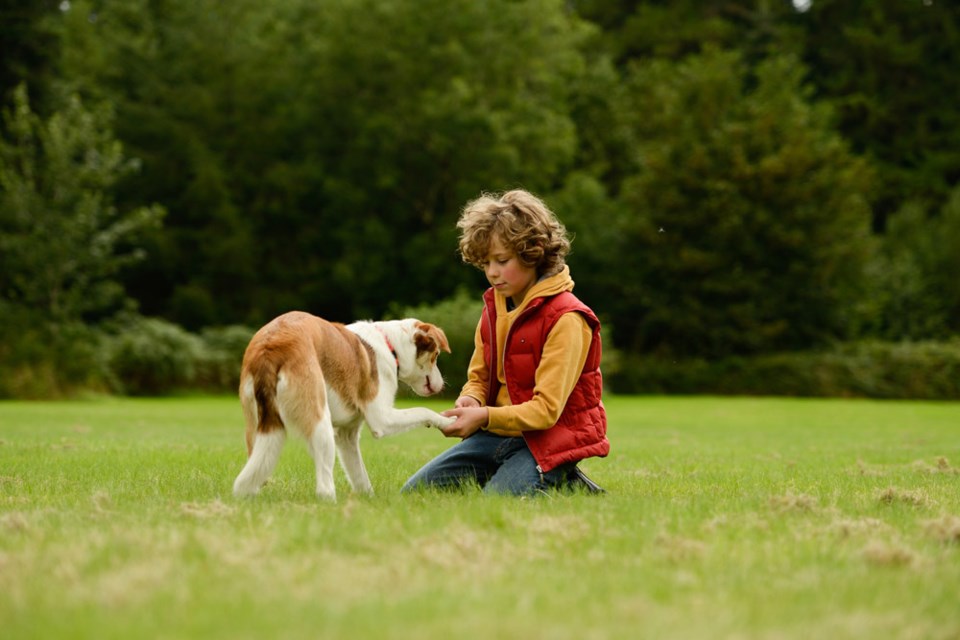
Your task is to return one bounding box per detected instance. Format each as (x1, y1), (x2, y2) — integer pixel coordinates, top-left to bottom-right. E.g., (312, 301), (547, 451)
(402, 189), (608, 495)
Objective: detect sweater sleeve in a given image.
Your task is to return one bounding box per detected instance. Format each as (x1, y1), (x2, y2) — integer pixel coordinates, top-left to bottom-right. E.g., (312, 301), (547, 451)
(486, 312), (592, 435)
(458, 317), (489, 405)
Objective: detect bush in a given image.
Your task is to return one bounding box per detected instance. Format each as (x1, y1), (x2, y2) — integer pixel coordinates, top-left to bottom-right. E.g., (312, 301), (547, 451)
(0, 308), (254, 398)
(104, 317), (205, 395)
(196, 325), (255, 392)
(610, 340), (960, 400)
(0, 304), (110, 399)
(103, 317), (256, 396)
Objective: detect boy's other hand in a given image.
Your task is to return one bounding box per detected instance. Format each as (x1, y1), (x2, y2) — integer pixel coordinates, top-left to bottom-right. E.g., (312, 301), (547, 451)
(454, 395), (481, 409)
(439, 406), (488, 439)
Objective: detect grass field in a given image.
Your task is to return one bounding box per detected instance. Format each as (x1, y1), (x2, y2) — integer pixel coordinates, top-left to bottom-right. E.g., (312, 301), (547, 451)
(1, 395), (958, 639)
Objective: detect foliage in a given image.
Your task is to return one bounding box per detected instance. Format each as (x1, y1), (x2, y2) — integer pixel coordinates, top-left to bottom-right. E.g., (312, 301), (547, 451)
(0, 0), (958, 399)
(565, 50), (872, 358)
(102, 316), (254, 396)
(197, 325), (256, 392)
(0, 0), (58, 105)
(612, 340), (960, 400)
(799, 0), (960, 225)
(103, 316), (206, 395)
(0, 303), (110, 399)
(573, 0), (804, 64)
(53, 0), (592, 326)
(2, 396), (960, 638)
(0, 83), (163, 324)
(859, 186), (960, 340)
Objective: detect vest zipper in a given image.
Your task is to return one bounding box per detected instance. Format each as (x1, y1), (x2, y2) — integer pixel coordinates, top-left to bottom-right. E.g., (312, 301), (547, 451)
(500, 322), (512, 394)
(490, 296), (547, 475)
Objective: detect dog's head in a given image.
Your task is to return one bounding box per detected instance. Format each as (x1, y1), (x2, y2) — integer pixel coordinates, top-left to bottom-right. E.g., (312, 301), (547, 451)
(396, 319), (451, 397)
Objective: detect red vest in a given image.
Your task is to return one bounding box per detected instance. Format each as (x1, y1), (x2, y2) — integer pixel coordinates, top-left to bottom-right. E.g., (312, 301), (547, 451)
(481, 288), (610, 472)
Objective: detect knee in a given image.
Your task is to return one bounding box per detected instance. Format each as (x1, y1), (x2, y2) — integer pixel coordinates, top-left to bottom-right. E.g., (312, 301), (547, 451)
(400, 470), (427, 494)
(482, 477), (540, 497)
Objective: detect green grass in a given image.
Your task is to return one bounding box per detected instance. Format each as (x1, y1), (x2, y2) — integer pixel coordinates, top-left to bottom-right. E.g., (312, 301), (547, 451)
(1, 395), (958, 639)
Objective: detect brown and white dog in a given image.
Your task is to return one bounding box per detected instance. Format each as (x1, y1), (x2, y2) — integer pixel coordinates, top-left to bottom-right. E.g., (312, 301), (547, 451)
(232, 311), (455, 501)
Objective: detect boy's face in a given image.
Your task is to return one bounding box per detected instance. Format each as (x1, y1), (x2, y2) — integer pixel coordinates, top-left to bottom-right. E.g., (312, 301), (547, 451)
(483, 235), (538, 305)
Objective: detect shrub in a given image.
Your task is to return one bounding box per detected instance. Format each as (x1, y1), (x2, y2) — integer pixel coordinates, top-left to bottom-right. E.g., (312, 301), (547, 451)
(610, 340), (960, 400)
(103, 317), (256, 396)
(0, 308), (253, 398)
(0, 304), (109, 399)
(196, 325), (255, 392)
(104, 316), (205, 395)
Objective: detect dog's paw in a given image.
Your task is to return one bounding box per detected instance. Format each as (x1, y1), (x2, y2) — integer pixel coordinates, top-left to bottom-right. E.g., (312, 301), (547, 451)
(433, 415), (456, 429)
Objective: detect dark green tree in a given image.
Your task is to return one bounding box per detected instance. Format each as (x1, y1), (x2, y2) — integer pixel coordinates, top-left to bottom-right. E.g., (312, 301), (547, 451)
(564, 50), (873, 358)
(799, 0), (960, 226)
(54, 0), (266, 328)
(0, 0), (59, 104)
(0, 84), (163, 324)
(572, 0), (804, 64)
(54, 0), (593, 326)
(279, 0), (590, 320)
(861, 186), (960, 340)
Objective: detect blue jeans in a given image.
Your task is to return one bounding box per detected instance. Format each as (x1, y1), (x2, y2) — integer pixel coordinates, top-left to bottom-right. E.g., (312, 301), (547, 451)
(401, 430), (576, 496)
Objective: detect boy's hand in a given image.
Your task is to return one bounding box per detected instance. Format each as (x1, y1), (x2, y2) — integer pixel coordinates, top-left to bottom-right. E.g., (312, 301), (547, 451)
(439, 406), (488, 439)
(455, 395), (481, 409)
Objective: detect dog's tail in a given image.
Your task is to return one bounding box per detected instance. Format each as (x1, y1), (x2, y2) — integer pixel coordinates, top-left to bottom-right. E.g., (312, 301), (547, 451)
(241, 358), (285, 456)
(251, 359), (284, 434)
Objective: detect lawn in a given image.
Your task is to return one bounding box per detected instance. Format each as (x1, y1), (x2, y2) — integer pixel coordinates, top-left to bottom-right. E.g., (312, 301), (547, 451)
(1, 395), (958, 639)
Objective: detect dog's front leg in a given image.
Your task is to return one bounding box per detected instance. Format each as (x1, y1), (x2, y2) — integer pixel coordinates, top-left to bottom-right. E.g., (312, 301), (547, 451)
(364, 405), (455, 439)
(334, 420), (374, 495)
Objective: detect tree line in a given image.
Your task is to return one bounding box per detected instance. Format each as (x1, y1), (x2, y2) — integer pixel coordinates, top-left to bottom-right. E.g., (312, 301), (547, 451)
(1, 0), (959, 396)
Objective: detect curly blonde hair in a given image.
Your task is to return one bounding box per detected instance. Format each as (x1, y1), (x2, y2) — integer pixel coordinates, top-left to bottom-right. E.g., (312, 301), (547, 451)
(456, 189), (571, 276)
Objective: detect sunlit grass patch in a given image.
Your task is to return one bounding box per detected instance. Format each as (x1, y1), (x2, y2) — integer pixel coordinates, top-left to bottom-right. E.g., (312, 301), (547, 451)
(1, 395), (959, 639)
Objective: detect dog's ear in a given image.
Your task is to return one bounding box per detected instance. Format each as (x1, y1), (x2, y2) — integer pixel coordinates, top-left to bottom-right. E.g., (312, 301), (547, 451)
(414, 322), (451, 354)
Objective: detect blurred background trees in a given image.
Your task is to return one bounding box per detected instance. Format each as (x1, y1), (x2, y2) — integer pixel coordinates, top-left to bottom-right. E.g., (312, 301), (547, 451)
(0, 84), (163, 325)
(2, 0), (959, 397)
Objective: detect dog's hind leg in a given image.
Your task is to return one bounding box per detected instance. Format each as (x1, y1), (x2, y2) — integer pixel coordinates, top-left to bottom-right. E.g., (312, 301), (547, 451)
(234, 375), (287, 496)
(334, 419), (374, 496)
(305, 408), (337, 501)
(281, 368), (337, 501)
(233, 429), (285, 496)
(239, 376), (259, 456)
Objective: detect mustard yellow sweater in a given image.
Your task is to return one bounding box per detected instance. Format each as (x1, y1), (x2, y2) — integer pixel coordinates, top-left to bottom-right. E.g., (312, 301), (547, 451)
(460, 266), (593, 437)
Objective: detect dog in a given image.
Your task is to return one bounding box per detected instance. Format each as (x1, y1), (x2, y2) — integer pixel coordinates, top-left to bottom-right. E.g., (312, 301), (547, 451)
(232, 311), (455, 501)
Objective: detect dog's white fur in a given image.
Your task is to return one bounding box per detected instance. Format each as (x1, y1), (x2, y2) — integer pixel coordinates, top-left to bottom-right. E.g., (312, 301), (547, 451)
(232, 311), (455, 501)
